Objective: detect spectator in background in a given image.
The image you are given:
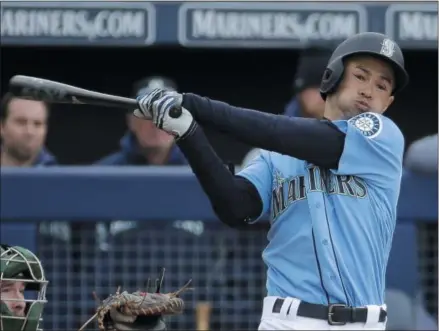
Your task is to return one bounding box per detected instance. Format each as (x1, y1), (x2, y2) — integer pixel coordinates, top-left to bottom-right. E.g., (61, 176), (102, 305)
(242, 48), (330, 166)
(0, 93), (56, 167)
(283, 47), (330, 119)
(404, 133), (438, 175)
(96, 76), (186, 166)
(92, 76), (188, 249)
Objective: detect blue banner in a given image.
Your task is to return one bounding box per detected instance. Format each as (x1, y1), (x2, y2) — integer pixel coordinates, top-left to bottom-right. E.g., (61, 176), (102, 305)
(178, 2), (367, 48)
(0, 1), (155, 46)
(385, 3), (438, 49)
(1, 1), (437, 49)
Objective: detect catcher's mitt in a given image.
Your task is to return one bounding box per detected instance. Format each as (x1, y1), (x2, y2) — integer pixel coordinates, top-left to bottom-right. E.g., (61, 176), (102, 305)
(79, 268), (192, 331)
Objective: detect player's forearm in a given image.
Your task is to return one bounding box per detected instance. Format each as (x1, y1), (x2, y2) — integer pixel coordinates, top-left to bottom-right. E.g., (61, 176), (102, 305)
(182, 93), (346, 169)
(177, 126), (262, 227)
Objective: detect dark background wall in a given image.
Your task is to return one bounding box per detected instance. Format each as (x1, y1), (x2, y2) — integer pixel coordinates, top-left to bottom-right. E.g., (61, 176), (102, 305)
(1, 46), (437, 164)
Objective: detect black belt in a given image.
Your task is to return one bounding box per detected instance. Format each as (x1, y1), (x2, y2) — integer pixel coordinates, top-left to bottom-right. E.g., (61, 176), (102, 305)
(272, 298), (387, 325)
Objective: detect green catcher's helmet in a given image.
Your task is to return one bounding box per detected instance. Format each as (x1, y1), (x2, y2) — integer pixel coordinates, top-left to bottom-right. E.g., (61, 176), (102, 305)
(0, 245), (48, 331)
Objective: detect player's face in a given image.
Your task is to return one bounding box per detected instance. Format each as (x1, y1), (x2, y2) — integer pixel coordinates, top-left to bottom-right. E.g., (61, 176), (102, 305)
(333, 56), (395, 119)
(0, 99), (48, 163)
(298, 87), (325, 118)
(127, 115), (174, 151)
(0, 280), (26, 317)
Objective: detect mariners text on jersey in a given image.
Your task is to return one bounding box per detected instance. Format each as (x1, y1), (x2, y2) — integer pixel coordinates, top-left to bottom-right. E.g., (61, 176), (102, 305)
(271, 166), (368, 220)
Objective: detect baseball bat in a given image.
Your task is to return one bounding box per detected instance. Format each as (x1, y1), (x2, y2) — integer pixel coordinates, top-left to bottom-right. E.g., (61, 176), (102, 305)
(8, 75), (183, 118)
(195, 301), (212, 331)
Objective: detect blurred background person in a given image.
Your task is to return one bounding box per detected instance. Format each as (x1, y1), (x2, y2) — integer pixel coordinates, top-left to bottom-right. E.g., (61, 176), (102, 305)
(404, 133), (438, 175)
(92, 75), (188, 248)
(242, 48), (330, 167)
(0, 93), (69, 267)
(96, 76), (186, 166)
(283, 47), (330, 119)
(0, 93), (56, 167)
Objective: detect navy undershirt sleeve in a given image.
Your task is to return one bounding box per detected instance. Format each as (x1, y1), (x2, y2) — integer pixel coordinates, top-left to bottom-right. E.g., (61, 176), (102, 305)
(177, 126), (263, 227)
(182, 93), (346, 169)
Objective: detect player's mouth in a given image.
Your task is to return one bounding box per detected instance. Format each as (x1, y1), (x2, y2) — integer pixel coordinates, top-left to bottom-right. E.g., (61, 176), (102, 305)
(355, 100), (370, 112)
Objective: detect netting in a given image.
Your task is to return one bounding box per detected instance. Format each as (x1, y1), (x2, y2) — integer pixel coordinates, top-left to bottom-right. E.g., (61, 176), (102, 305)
(417, 222), (438, 318)
(38, 220), (268, 330)
(38, 219), (438, 330)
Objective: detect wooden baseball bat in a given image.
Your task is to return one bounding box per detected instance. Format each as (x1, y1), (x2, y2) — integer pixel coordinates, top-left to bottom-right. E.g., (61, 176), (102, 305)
(8, 75), (183, 118)
(195, 301), (212, 331)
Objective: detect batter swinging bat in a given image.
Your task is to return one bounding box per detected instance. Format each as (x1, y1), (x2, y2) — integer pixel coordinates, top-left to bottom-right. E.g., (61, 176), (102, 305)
(8, 75), (183, 118)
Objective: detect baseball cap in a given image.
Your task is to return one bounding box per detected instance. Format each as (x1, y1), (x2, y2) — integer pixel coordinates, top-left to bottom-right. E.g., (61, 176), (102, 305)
(131, 76), (177, 98)
(293, 48), (332, 95)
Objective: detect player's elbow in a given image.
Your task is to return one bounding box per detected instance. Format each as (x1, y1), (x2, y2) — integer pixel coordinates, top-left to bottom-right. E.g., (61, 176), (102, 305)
(209, 176), (263, 229)
(212, 203), (251, 229)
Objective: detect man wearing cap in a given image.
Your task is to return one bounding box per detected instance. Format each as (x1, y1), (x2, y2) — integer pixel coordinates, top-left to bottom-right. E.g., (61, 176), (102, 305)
(95, 76), (186, 166)
(93, 76), (187, 249)
(242, 49), (330, 167)
(284, 48), (331, 119)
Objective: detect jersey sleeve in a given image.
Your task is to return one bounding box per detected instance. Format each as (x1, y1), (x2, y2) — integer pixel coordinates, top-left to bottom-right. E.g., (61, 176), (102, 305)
(331, 112), (404, 187)
(236, 150), (272, 223)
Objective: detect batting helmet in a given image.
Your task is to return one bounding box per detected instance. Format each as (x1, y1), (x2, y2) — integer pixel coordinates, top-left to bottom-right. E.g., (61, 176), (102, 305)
(320, 32), (409, 100)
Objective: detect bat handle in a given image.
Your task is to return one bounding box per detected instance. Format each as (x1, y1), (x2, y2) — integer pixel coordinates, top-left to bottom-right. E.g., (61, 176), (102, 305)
(169, 107), (183, 118)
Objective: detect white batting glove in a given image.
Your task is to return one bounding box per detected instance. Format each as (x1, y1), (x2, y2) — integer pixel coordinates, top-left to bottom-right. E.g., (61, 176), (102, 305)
(134, 89), (197, 140)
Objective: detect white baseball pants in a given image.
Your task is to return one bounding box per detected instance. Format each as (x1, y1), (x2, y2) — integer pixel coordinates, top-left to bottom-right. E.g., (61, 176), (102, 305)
(258, 296), (387, 330)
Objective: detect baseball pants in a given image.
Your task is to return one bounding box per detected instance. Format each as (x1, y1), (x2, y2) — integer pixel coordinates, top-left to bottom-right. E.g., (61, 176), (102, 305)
(258, 296), (386, 330)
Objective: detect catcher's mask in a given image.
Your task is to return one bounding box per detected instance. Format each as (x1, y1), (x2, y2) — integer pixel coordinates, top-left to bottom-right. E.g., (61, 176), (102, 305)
(0, 245), (48, 331)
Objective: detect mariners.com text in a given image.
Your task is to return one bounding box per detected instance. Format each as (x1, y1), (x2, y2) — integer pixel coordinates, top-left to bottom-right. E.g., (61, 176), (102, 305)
(1, 9), (147, 39)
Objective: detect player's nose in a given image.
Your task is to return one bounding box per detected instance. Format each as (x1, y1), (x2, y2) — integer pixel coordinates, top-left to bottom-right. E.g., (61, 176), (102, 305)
(11, 301), (26, 316)
(359, 86), (372, 98)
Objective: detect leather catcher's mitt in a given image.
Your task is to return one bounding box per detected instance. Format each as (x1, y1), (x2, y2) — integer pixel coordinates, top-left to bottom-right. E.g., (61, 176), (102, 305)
(78, 268), (192, 331)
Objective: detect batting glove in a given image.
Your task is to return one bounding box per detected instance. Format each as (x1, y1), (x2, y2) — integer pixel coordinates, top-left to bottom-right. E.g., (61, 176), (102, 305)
(134, 89), (197, 141)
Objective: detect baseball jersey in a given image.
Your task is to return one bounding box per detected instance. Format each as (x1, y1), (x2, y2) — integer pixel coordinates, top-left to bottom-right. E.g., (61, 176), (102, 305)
(237, 112), (404, 307)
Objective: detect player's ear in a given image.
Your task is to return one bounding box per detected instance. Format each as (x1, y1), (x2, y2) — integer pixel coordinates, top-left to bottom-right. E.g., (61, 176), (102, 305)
(382, 96), (394, 113)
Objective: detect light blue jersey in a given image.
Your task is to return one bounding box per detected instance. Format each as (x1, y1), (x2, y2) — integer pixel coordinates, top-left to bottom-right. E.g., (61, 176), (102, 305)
(237, 112), (404, 307)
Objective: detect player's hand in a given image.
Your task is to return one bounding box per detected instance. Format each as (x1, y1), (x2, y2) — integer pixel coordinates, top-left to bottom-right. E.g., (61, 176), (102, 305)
(134, 89), (197, 141)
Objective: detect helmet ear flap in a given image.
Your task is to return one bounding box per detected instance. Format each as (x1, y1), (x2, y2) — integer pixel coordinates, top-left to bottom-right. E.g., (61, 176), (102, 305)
(319, 57), (345, 100)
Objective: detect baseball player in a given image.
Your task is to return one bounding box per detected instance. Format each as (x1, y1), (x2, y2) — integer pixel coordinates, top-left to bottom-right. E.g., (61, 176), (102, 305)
(134, 32), (409, 330)
(0, 244), (48, 331)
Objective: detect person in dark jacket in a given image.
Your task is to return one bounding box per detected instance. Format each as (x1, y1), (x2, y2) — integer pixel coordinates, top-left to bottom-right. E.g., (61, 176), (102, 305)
(283, 47), (331, 119)
(93, 76), (188, 251)
(242, 48), (330, 166)
(0, 93), (57, 167)
(96, 76), (186, 166)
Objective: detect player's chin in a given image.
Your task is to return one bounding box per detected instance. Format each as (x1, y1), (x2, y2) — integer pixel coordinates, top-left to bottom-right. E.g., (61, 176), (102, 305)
(342, 108), (363, 120)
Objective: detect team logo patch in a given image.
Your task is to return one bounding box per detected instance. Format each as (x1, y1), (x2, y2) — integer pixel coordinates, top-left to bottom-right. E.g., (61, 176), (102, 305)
(349, 112), (382, 139)
(380, 38), (396, 58)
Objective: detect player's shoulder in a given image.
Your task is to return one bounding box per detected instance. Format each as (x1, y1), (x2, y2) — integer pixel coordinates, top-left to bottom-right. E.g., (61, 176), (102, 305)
(347, 112), (403, 142)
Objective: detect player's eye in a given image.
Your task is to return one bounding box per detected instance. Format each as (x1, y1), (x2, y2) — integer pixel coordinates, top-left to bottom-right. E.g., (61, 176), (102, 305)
(377, 84), (387, 91)
(354, 74), (366, 81)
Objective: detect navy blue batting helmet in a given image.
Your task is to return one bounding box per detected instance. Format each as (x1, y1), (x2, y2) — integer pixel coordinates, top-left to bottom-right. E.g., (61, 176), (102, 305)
(320, 32), (409, 100)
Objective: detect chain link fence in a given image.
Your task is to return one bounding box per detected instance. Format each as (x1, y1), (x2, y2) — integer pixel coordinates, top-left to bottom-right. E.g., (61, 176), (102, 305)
(417, 222), (438, 319)
(38, 219), (437, 330)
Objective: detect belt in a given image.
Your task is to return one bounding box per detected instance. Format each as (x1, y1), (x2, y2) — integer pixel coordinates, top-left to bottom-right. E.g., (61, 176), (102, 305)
(272, 298), (387, 325)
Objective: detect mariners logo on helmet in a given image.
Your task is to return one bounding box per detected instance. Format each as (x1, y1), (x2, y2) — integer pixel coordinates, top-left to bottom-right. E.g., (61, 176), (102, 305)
(349, 112), (382, 139)
(380, 39), (396, 58)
